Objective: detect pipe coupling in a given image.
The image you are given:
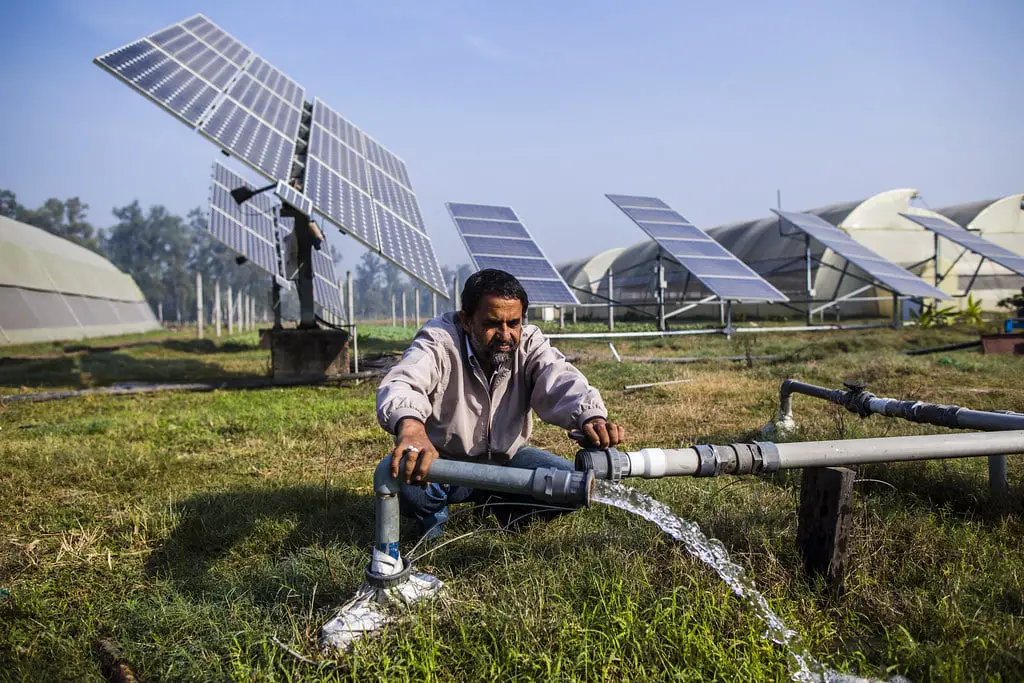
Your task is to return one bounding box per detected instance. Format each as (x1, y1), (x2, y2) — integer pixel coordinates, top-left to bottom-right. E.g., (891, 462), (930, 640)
(532, 467), (594, 506)
(364, 557), (414, 589)
(574, 447), (630, 481)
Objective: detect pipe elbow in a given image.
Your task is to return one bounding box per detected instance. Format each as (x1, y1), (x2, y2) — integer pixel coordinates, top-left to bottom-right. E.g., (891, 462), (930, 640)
(373, 455), (401, 495)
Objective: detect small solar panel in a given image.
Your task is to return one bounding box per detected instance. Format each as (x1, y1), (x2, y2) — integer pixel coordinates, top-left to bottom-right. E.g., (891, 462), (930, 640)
(607, 195), (789, 302)
(311, 246), (345, 320)
(447, 203), (579, 305)
(900, 213), (1024, 278)
(304, 157), (377, 246)
(773, 210), (951, 299)
(208, 162), (280, 277)
(274, 181), (312, 217)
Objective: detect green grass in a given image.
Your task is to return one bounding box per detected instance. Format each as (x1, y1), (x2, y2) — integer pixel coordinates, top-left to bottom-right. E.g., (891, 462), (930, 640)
(2, 324), (1023, 681)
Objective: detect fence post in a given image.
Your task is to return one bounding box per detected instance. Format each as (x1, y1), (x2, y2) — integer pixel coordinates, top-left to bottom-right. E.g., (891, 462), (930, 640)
(391, 293), (397, 326)
(415, 289), (421, 328)
(236, 290), (243, 333)
(453, 275), (460, 312)
(227, 285), (234, 335)
(432, 291), (437, 318)
(402, 291), (407, 328)
(196, 273), (204, 339)
(214, 280), (222, 337)
(347, 270), (358, 373)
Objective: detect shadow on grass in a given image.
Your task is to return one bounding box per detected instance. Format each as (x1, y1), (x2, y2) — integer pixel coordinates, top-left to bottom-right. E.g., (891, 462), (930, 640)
(0, 351), (255, 389)
(144, 485), (377, 602)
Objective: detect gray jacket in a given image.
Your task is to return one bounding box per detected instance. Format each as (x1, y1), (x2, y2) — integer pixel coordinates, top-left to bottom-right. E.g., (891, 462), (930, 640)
(376, 312), (607, 461)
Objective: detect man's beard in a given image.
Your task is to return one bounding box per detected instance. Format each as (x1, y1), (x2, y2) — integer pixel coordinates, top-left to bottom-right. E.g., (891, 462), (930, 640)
(469, 330), (517, 368)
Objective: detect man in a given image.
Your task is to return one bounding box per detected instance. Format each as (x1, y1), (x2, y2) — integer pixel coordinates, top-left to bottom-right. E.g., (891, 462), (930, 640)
(376, 269), (625, 539)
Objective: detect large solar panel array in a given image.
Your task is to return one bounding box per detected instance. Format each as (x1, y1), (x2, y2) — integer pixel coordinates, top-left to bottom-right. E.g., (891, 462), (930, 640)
(772, 210), (951, 299)
(96, 14), (448, 298)
(900, 213), (1024, 278)
(607, 195), (789, 302)
(208, 162), (281, 277)
(447, 203), (579, 305)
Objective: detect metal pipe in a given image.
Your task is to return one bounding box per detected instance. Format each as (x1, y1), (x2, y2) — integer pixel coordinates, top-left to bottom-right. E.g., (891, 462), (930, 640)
(369, 454), (594, 585)
(577, 431), (1024, 480)
(777, 379), (1024, 432)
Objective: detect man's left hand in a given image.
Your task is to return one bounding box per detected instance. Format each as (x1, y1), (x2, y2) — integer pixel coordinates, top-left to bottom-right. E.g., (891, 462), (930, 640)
(582, 417), (625, 448)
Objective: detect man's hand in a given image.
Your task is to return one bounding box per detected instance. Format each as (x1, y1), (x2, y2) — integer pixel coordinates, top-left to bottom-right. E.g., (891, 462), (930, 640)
(390, 418), (439, 484)
(582, 417), (625, 448)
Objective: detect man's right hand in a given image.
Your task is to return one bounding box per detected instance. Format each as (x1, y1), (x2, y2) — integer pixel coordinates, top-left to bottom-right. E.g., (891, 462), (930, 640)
(390, 418), (439, 484)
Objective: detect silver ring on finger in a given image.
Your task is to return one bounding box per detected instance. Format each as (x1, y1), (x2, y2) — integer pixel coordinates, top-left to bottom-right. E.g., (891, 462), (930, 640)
(403, 446), (420, 455)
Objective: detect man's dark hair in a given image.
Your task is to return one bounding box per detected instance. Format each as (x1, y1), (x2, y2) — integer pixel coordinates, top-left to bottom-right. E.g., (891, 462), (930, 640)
(460, 269), (529, 316)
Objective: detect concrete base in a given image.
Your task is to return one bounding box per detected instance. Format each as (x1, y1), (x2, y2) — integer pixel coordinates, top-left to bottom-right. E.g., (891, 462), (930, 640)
(264, 328), (350, 379)
(981, 334), (1024, 355)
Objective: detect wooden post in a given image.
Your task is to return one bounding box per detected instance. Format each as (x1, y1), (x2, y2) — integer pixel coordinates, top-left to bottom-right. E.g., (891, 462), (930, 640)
(227, 285), (234, 335)
(195, 273), (204, 339)
(797, 466), (854, 588)
(214, 280), (222, 337)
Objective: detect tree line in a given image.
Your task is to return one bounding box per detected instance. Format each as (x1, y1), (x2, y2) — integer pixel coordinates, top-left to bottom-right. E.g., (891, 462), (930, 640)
(1, 188), (472, 323)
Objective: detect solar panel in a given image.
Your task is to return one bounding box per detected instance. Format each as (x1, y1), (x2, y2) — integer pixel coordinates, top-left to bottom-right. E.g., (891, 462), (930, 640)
(97, 13), (448, 298)
(607, 195), (789, 302)
(771, 209), (951, 299)
(447, 203), (579, 305)
(208, 162), (281, 277)
(274, 181), (313, 217)
(900, 213), (1024, 278)
(311, 246), (346, 320)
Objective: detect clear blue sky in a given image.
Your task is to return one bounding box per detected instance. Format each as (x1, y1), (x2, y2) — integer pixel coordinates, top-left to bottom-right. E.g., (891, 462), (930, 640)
(1, 0), (1021, 272)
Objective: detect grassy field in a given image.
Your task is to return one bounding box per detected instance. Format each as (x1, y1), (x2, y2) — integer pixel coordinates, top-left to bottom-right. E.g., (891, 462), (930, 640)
(2, 322), (1023, 681)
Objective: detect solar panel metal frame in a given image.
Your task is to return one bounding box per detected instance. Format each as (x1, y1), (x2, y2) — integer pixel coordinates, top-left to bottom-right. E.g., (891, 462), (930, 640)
(447, 203), (579, 305)
(900, 213), (1024, 278)
(771, 209), (951, 299)
(607, 195), (789, 302)
(207, 161), (283, 279)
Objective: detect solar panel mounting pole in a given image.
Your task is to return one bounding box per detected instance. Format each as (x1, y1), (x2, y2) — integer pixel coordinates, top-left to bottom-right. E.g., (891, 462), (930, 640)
(272, 281), (282, 329)
(608, 269), (615, 332)
(287, 210), (317, 329)
(804, 234), (814, 325)
(657, 255), (667, 331)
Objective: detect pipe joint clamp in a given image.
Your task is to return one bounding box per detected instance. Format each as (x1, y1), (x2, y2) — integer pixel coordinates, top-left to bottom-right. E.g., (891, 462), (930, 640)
(574, 447), (630, 481)
(753, 441), (781, 473)
(694, 444), (719, 477)
(532, 467), (594, 506)
(364, 557), (414, 589)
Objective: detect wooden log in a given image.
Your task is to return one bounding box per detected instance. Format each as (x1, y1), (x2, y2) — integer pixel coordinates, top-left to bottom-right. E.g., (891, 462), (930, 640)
(796, 466), (854, 588)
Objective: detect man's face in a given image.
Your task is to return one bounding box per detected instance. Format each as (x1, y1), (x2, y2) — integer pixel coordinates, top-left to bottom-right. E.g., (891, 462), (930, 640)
(459, 295), (524, 368)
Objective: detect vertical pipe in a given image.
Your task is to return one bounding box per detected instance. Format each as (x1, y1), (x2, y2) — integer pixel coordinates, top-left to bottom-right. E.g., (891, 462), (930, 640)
(805, 234), (813, 326)
(933, 232), (940, 287)
(196, 273), (204, 339)
(891, 293), (900, 329)
(227, 285), (234, 335)
(391, 293), (397, 326)
(725, 301), (733, 339)
(272, 281), (282, 329)
(375, 493), (401, 561)
(402, 291), (407, 328)
(659, 255), (667, 331)
(415, 289), (421, 328)
(608, 269), (615, 332)
(214, 280), (222, 338)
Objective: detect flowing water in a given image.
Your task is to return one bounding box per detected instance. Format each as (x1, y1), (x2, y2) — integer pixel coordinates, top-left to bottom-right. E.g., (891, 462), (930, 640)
(594, 480), (883, 683)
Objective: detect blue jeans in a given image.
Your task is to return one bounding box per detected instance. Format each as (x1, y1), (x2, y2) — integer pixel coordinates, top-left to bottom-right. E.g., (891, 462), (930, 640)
(399, 446), (578, 539)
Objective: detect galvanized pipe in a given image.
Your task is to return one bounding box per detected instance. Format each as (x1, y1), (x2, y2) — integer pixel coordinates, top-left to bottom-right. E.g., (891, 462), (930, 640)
(578, 431), (1024, 480)
(777, 379), (1024, 432)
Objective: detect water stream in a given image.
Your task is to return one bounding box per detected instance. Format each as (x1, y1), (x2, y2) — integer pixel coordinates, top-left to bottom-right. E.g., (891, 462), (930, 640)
(594, 480), (885, 683)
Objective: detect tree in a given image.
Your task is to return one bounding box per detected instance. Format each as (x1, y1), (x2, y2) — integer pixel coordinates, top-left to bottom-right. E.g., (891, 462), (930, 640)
(354, 251), (391, 319)
(0, 189), (104, 254)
